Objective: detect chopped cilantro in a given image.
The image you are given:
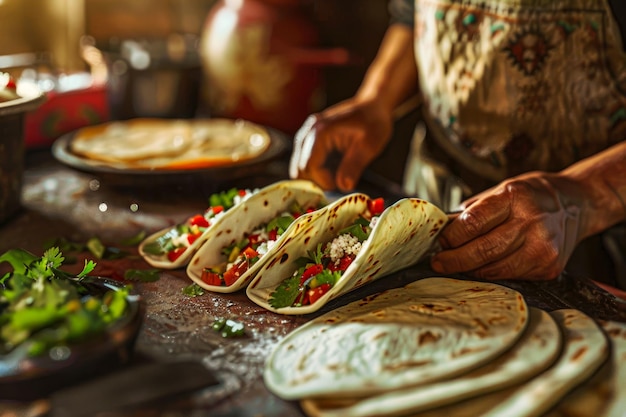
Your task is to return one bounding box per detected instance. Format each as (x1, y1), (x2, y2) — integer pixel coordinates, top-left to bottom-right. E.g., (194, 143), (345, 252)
(182, 283), (205, 297)
(212, 318), (245, 337)
(0, 247), (131, 357)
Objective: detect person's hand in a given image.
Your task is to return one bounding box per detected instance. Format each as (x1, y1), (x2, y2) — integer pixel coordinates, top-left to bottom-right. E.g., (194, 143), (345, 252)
(289, 98), (394, 191)
(430, 171), (586, 281)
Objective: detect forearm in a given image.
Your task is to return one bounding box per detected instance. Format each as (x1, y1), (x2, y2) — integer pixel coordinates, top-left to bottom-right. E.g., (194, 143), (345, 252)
(560, 141), (626, 240)
(354, 24), (418, 116)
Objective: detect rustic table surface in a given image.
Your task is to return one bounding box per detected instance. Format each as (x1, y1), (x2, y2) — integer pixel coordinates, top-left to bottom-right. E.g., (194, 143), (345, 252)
(1, 150), (625, 417)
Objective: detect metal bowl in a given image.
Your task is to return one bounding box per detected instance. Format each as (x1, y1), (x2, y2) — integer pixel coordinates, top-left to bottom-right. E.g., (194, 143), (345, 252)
(0, 83), (45, 224)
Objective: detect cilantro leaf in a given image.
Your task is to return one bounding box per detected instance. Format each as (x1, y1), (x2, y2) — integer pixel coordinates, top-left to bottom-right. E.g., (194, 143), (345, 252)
(312, 269), (342, 287)
(0, 249), (37, 277)
(339, 222), (370, 242)
(268, 275), (302, 309)
(78, 260), (97, 278)
(266, 214), (295, 234)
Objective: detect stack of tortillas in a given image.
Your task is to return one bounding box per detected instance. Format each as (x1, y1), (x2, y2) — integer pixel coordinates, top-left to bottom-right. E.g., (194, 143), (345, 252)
(263, 277), (624, 417)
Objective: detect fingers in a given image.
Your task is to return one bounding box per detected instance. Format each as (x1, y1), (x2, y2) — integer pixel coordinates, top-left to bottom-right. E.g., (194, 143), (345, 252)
(289, 115), (337, 190)
(438, 196), (512, 249)
(432, 221), (526, 275)
(431, 236), (562, 281)
(335, 140), (373, 192)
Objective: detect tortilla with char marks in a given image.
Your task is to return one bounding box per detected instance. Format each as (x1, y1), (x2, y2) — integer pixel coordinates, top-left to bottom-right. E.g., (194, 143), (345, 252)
(301, 307), (562, 417)
(264, 277), (528, 399)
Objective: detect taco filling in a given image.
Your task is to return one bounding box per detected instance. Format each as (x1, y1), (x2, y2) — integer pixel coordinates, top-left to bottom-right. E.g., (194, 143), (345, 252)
(268, 198), (385, 308)
(200, 201), (323, 287)
(142, 187), (256, 262)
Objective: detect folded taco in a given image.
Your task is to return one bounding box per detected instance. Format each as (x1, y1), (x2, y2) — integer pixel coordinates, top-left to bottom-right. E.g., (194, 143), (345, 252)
(185, 180), (328, 292)
(138, 187), (259, 269)
(246, 193), (448, 315)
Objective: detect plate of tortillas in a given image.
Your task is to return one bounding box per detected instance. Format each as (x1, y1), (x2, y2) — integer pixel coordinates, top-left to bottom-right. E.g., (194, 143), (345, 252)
(264, 277), (625, 417)
(52, 118), (288, 185)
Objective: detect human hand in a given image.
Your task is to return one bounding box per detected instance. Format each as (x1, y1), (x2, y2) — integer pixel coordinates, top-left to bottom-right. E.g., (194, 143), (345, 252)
(289, 98), (394, 191)
(430, 171), (585, 281)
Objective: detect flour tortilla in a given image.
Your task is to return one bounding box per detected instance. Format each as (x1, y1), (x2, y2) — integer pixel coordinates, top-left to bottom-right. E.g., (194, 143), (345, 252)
(301, 307), (561, 417)
(263, 277), (528, 400)
(138, 180), (325, 269)
(185, 180), (328, 292)
(477, 309), (609, 417)
(546, 319), (626, 417)
(69, 118), (271, 169)
(400, 308), (608, 417)
(246, 195), (448, 315)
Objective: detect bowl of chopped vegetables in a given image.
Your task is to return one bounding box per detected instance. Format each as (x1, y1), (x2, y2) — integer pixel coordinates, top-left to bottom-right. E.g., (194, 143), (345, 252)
(0, 247), (142, 400)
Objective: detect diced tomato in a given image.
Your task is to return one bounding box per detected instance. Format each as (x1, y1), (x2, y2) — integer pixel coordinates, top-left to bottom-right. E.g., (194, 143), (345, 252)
(187, 232), (201, 245)
(308, 283), (332, 305)
(167, 247), (186, 262)
(248, 233), (260, 245)
(329, 255), (354, 272)
(368, 198), (385, 216)
(223, 260), (249, 286)
(5, 78), (16, 90)
(242, 246), (259, 259)
(295, 289), (310, 306)
(300, 264), (323, 284)
(212, 205), (224, 214)
(190, 214), (209, 228)
(201, 269), (222, 286)
(238, 189), (247, 196)
(268, 229), (278, 241)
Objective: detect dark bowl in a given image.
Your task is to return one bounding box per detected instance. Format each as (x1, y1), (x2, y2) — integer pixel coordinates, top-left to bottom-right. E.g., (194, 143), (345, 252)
(0, 276), (143, 401)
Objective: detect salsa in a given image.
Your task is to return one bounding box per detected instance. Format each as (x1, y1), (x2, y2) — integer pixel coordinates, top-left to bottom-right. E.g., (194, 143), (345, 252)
(200, 201), (322, 287)
(142, 188), (257, 262)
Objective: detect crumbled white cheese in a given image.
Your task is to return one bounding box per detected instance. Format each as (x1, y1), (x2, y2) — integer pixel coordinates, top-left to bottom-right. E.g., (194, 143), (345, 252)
(328, 234), (362, 264)
(234, 188), (258, 205)
(172, 233), (191, 248)
(369, 216), (379, 229)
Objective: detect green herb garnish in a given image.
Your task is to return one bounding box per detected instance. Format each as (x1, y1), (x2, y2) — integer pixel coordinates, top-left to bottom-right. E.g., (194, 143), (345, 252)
(208, 188), (240, 210)
(182, 283), (205, 297)
(212, 318), (245, 337)
(268, 275), (302, 309)
(0, 247), (131, 357)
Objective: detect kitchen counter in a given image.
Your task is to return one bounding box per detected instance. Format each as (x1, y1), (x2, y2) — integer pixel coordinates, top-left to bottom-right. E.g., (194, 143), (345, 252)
(1, 149), (625, 417)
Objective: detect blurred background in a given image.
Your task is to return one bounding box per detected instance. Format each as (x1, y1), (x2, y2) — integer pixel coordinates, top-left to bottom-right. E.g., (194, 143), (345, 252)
(0, 0), (419, 184)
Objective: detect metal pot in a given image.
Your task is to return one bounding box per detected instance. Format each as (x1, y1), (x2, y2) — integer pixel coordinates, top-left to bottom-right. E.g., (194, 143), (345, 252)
(0, 83), (45, 223)
(95, 34), (202, 120)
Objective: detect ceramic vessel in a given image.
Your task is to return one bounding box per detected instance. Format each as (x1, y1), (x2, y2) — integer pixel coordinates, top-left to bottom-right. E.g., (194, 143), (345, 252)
(200, 0), (340, 134)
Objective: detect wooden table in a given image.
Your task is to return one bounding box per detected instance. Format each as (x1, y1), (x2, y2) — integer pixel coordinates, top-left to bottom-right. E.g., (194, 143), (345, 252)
(1, 150), (625, 417)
